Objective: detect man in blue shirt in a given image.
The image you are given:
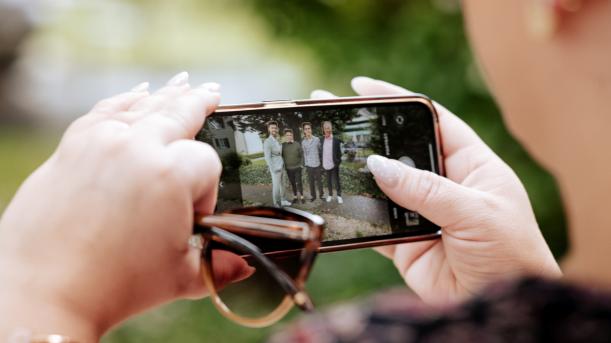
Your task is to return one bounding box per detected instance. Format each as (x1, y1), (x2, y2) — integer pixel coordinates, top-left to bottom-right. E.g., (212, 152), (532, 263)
(301, 122), (325, 202)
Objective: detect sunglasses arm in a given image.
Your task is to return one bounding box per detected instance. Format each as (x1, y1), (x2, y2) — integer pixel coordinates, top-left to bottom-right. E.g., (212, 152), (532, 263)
(199, 226), (314, 312)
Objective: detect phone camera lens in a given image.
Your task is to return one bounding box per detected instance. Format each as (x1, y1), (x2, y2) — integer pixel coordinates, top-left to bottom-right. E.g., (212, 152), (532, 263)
(395, 114), (405, 126)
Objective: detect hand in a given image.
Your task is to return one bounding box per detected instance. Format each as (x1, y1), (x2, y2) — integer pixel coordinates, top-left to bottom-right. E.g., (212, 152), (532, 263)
(312, 77), (561, 306)
(0, 72), (249, 340)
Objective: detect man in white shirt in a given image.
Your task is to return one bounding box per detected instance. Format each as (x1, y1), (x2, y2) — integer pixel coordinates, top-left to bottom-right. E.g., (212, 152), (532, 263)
(263, 121), (291, 207)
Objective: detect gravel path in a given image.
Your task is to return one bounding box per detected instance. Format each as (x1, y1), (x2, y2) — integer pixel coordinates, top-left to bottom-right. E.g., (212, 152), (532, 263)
(240, 184), (391, 241)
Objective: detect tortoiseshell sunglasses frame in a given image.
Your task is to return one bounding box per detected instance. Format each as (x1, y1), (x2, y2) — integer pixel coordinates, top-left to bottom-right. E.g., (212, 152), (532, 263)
(193, 206), (325, 328)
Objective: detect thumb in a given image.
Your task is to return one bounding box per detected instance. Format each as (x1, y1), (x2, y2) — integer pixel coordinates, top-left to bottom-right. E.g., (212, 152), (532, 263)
(367, 155), (485, 228)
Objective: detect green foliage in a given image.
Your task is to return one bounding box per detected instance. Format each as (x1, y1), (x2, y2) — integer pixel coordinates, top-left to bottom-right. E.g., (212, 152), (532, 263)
(339, 165), (383, 198)
(245, 152), (264, 160)
(221, 151), (245, 171)
(239, 160), (382, 197)
(231, 107), (360, 145)
(0, 127), (60, 211)
(239, 161), (271, 185)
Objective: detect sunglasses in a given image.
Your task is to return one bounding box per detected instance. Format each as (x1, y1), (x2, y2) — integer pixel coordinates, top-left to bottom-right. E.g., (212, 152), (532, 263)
(193, 206), (325, 328)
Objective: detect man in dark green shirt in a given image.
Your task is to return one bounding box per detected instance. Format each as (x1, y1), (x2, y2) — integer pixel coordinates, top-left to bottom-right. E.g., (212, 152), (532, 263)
(282, 129), (304, 203)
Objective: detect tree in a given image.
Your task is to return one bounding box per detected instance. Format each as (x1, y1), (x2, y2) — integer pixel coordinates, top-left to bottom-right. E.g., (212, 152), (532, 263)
(231, 107), (360, 142)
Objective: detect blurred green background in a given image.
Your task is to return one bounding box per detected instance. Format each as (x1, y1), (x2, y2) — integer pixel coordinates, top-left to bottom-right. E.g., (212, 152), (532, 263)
(0, 0), (567, 342)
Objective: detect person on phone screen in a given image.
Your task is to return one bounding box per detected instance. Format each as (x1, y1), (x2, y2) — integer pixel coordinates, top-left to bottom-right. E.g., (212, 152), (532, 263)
(321, 121), (343, 204)
(301, 122), (324, 202)
(263, 121), (291, 207)
(281, 129), (305, 204)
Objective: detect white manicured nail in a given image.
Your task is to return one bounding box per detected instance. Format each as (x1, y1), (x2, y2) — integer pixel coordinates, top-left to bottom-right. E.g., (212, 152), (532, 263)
(207, 92), (221, 106)
(198, 82), (220, 92)
(167, 71), (189, 86)
(130, 82), (149, 92)
(310, 89), (335, 99)
(367, 155), (401, 187)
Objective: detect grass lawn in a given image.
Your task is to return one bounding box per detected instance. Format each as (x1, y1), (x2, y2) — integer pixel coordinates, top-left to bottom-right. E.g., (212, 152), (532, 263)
(0, 126), (407, 342)
(0, 126), (61, 211)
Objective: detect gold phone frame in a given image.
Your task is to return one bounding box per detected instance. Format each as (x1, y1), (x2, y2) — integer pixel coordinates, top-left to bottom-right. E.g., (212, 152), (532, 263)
(211, 95), (444, 253)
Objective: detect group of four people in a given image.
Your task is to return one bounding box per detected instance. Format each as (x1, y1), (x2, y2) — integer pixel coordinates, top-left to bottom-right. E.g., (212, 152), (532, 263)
(263, 120), (344, 207)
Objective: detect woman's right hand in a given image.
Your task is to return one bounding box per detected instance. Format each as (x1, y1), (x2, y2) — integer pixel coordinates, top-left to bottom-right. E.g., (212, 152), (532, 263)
(0, 73), (249, 341)
(313, 77), (562, 306)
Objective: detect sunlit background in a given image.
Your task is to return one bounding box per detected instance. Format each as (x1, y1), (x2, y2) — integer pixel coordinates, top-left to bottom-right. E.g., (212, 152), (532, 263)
(0, 0), (567, 342)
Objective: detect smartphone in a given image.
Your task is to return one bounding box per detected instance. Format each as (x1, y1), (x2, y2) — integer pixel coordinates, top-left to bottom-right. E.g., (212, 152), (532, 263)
(196, 95), (444, 252)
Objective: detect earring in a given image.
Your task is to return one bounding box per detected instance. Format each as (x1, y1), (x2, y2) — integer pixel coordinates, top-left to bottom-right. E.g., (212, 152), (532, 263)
(526, 0), (583, 39)
(527, 0), (558, 39)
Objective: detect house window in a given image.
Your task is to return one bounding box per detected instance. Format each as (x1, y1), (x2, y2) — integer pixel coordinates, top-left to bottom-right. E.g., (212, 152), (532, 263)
(208, 118), (226, 130)
(214, 138), (230, 149)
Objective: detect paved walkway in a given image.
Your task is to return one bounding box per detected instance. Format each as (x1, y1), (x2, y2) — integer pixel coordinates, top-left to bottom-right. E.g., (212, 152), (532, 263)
(240, 184), (392, 241)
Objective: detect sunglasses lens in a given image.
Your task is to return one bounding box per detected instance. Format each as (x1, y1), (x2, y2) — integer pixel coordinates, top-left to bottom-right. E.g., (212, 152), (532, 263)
(208, 233), (306, 320)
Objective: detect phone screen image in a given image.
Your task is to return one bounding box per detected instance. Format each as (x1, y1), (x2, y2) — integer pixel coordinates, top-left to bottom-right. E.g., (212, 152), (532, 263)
(197, 100), (441, 248)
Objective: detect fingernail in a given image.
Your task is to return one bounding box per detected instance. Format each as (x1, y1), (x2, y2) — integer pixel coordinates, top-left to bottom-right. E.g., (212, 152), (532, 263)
(167, 71), (189, 86)
(198, 82), (220, 92)
(367, 155), (401, 187)
(207, 91), (221, 105)
(352, 76), (377, 86)
(353, 76), (374, 82)
(235, 266), (256, 283)
(130, 82), (149, 92)
(310, 89), (335, 100)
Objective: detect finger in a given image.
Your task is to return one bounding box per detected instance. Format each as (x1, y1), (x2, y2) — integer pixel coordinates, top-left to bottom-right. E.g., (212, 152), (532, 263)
(132, 89), (220, 143)
(165, 139), (222, 214)
(91, 84), (150, 114)
(351, 76), (415, 96)
(351, 76), (487, 159)
(118, 83), (219, 125)
(310, 89), (337, 99)
(67, 87), (149, 133)
(210, 250), (256, 289)
(373, 245), (395, 259)
(392, 239), (440, 281)
(179, 245), (208, 299)
(393, 239), (448, 304)
(164, 86), (221, 138)
(127, 71), (191, 114)
(179, 246), (255, 299)
(375, 234), (445, 301)
(367, 154), (489, 228)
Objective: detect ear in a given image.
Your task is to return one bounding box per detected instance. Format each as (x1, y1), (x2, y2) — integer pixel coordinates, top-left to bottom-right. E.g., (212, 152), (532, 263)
(527, 0), (583, 39)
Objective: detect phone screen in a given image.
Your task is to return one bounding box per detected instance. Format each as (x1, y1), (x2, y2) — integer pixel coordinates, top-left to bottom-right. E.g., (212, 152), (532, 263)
(196, 100), (441, 248)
